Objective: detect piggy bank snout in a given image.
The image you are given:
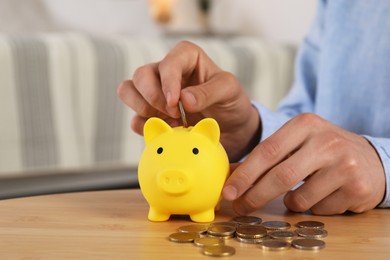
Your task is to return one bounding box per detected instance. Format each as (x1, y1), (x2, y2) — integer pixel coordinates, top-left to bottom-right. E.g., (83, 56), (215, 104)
(157, 170), (190, 195)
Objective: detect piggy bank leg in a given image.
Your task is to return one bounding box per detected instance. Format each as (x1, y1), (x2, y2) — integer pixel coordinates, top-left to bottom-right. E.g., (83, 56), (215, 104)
(148, 207), (170, 221)
(190, 209), (215, 223)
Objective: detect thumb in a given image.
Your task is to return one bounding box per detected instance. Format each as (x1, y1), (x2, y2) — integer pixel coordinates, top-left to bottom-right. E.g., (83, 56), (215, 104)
(181, 71), (241, 113)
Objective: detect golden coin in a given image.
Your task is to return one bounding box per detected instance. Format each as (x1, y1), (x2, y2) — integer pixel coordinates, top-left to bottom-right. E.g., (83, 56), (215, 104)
(178, 224), (209, 234)
(269, 230), (297, 241)
(178, 100), (188, 128)
(207, 225), (236, 237)
(168, 232), (200, 243)
(236, 224), (267, 239)
(207, 234), (235, 240)
(260, 240), (291, 251)
(295, 228), (328, 239)
(201, 245), (236, 256)
(194, 237), (225, 247)
(232, 216), (262, 225)
(292, 238), (326, 250)
(235, 235), (270, 244)
(296, 220), (324, 229)
(210, 221), (240, 228)
(262, 221), (291, 230)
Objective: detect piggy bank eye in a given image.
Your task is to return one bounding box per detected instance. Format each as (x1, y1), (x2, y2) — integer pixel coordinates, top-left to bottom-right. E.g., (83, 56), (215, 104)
(192, 148), (199, 155)
(157, 147), (163, 154)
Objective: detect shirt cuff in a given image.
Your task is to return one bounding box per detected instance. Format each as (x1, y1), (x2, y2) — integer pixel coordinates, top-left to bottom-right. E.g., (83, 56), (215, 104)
(363, 135), (390, 208)
(251, 101), (290, 141)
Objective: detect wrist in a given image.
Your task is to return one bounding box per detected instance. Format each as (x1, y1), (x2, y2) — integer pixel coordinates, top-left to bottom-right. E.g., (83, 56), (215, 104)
(226, 105), (262, 162)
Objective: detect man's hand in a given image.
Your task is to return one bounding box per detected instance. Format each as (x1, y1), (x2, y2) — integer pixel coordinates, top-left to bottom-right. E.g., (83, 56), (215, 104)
(223, 113), (386, 215)
(117, 41), (260, 162)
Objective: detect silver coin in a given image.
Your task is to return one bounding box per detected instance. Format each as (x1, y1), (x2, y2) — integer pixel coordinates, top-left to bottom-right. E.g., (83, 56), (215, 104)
(232, 215), (262, 225)
(178, 100), (188, 128)
(235, 235), (270, 244)
(262, 221), (291, 230)
(296, 228), (328, 239)
(269, 230), (297, 241)
(292, 238), (326, 250)
(296, 220), (324, 229)
(260, 240), (291, 251)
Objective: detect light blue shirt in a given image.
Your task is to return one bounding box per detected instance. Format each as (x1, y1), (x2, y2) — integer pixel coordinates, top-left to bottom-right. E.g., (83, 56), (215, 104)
(255, 0), (390, 208)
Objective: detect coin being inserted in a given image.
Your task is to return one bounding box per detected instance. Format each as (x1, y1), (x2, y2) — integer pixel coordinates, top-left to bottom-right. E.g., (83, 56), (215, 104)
(178, 100), (188, 128)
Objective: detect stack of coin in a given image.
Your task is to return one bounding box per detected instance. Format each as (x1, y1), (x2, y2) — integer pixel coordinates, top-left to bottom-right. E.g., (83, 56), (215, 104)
(232, 216), (262, 225)
(168, 218), (328, 256)
(291, 220), (327, 250)
(235, 224), (268, 244)
(207, 225), (236, 239)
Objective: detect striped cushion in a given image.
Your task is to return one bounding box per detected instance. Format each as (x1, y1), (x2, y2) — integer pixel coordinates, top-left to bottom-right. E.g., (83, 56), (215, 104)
(0, 33), (295, 176)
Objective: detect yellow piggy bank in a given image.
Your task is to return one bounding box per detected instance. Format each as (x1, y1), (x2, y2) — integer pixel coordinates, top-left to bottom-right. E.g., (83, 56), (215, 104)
(138, 117), (229, 222)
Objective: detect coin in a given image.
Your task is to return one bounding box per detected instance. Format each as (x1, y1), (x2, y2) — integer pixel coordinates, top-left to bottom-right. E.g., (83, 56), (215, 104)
(194, 237), (225, 247)
(269, 230), (297, 241)
(295, 228), (328, 239)
(208, 234), (235, 240)
(236, 224), (267, 239)
(168, 232), (200, 243)
(207, 225), (236, 237)
(262, 221), (291, 230)
(178, 100), (188, 128)
(296, 220), (324, 229)
(260, 240), (291, 251)
(235, 235), (270, 244)
(201, 245), (236, 256)
(232, 216), (262, 225)
(210, 221), (240, 228)
(291, 238), (326, 250)
(178, 224), (209, 234)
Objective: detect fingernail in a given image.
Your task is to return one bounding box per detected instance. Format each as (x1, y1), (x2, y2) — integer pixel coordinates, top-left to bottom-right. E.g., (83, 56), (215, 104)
(223, 185), (237, 201)
(165, 90), (172, 105)
(182, 90), (196, 106)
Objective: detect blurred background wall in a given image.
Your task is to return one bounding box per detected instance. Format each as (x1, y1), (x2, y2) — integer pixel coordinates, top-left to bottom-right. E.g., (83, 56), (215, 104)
(0, 0), (316, 44)
(0, 0), (317, 197)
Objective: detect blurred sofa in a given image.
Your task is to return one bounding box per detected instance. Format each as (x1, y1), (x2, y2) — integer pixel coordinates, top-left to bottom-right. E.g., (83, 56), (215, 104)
(0, 33), (295, 198)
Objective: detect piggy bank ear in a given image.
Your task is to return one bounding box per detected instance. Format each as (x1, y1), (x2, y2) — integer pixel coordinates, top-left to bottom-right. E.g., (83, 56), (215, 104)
(191, 118), (220, 144)
(143, 117), (172, 144)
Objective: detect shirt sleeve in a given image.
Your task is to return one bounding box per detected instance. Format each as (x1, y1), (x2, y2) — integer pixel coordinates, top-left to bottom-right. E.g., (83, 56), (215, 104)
(254, 0), (327, 141)
(363, 136), (390, 208)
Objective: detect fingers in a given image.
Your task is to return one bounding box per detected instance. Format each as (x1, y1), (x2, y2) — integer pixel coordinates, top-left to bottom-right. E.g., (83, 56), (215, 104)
(283, 165), (344, 213)
(230, 141), (325, 215)
(159, 41), (221, 109)
(181, 71), (241, 114)
(118, 79), (162, 118)
(223, 114), (319, 204)
(132, 63), (178, 117)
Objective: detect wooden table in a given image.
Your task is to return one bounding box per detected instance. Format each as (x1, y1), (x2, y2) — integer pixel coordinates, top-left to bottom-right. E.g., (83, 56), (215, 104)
(0, 189), (389, 259)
